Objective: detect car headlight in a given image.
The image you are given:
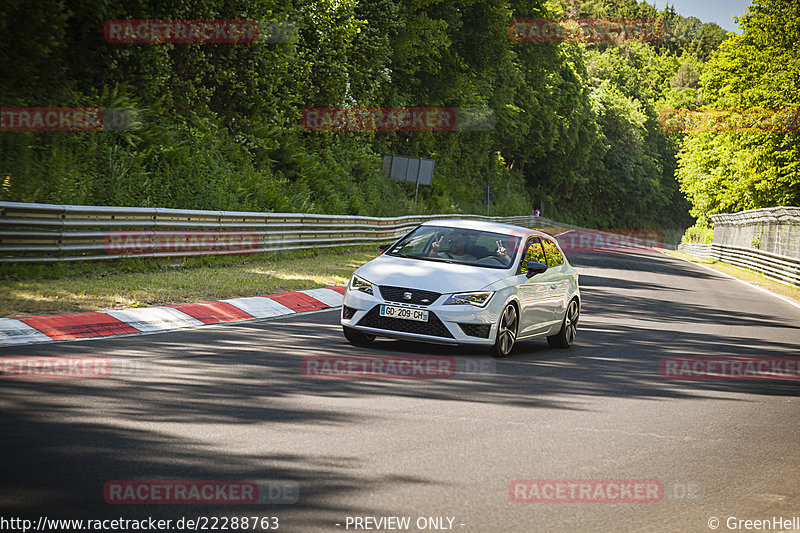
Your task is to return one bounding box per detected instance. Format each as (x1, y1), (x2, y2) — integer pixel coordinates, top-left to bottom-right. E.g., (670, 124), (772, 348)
(443, 291), (494, 307)
(349, 274), (374, 295)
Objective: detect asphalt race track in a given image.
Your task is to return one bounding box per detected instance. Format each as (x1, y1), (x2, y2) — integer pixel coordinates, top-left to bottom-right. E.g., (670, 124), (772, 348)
(2, 249), (799, 532)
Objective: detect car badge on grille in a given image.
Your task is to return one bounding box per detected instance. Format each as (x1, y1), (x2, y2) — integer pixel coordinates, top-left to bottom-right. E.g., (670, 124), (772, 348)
(421, 299), (430, 303)
(403, 292), (412, 299)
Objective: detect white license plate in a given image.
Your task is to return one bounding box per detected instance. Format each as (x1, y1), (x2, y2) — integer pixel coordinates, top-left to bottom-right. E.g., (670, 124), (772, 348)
(380, 305), (429, 322)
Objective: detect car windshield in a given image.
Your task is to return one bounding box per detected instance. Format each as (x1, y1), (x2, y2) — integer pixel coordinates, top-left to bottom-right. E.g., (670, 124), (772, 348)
(388, 225), (521, 269)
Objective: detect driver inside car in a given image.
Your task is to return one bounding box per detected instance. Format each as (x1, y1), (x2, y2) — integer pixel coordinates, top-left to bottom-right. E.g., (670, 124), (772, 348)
(429, 232), (509, 263)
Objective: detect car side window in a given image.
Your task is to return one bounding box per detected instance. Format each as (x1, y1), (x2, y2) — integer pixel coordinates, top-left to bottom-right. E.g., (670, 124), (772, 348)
(518, 237), (547, 275)
(542, 238), (564, 267)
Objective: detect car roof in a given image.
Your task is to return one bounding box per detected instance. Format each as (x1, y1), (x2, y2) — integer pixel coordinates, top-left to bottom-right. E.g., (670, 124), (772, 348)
(419, 218), (552, 239)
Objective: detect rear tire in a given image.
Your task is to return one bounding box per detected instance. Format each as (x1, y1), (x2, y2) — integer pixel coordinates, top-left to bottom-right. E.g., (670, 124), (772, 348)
(343, 326), (376, 346)
(547, 298), (579, 349)
(491, 304), (518, 358)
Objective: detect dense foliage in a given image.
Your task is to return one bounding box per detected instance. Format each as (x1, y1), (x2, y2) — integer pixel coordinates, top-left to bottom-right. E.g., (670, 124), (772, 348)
(0, 0), (736, 233)
(674, 0), (800, 227)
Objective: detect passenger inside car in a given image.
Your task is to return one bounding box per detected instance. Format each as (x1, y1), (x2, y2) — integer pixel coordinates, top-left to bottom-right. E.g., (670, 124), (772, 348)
(429, 231), (510, 265)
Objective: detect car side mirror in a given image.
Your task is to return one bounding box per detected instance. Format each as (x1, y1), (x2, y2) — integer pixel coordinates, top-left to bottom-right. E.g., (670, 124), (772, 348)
(526, 261), (548, 278)
(379, 244), (392, 254)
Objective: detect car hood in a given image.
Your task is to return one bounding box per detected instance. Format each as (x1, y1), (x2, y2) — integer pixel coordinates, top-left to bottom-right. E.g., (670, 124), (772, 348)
(354, 254), (511, 294)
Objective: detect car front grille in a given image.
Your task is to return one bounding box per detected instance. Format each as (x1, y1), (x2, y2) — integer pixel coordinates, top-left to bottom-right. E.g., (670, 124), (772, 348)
(342, 306), (357, 320)
(357, 306), (454, 338)
(378, 286), (441, 306)
(458, 323), (491, 338)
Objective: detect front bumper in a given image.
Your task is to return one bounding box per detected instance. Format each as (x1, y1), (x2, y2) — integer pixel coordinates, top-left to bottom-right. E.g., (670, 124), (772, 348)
(341, 286), (501, 346)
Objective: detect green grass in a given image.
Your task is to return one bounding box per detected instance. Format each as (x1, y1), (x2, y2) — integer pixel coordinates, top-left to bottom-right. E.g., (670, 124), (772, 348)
(0, 246), (379, 317)
(662, 249), (800, 305)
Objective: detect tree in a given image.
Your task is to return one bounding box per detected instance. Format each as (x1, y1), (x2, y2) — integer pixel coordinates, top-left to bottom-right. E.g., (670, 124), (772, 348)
(677, 0), (800, 223)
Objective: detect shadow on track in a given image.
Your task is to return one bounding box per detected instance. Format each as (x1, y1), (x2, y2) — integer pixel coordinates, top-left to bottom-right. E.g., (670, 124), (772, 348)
(1, 248), (798, 523)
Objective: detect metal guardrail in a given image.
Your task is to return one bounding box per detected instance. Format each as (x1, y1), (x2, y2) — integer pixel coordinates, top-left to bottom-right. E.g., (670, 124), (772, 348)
(678, 242), (800, 288)
(0, 201), (572, 263)
(678, 243), (715, 260)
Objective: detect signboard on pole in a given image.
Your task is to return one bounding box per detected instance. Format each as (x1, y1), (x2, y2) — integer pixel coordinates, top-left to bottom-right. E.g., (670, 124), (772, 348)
(382, 155), (435, 185)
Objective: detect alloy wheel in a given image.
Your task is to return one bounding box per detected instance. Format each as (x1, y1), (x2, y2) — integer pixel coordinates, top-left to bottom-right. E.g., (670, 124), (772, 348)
(493, 304), (518, 357)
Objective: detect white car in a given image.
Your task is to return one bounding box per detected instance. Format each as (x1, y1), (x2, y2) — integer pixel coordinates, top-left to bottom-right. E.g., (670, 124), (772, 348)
(340, 219), (580, 357)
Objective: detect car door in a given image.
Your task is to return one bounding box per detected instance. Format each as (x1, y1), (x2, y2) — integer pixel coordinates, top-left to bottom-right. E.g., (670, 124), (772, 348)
(515, 237), (558, 336)
(540, 237), (570, 325)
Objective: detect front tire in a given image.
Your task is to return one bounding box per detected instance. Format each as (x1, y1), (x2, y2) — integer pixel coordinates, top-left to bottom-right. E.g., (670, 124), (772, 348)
(491, 304), (518, 358)
(343, 326), (376, 346)
(547, 298), (579, 349)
